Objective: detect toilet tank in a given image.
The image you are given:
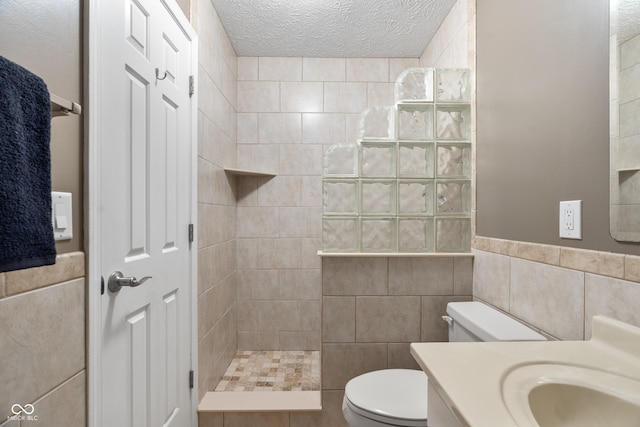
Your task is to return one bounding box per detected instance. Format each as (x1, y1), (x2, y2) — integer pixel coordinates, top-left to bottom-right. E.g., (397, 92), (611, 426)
(445, 301), (546, 342)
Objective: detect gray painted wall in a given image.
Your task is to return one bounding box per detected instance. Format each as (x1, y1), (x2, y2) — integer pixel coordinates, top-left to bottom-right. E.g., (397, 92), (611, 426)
(0, 0), (83, 253)
(476, 0), (640, 255)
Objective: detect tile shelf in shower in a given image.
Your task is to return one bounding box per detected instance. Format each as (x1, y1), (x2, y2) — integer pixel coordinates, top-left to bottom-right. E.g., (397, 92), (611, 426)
(224, 167), (276, 177)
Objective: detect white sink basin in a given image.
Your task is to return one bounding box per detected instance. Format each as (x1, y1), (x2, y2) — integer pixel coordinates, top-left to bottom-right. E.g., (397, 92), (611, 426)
(502, 363), (640, 427)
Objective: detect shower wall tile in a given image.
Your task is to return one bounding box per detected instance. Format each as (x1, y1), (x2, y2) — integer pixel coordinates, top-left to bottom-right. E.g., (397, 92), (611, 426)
(301, 176), (323, 207)
(355, 296), (421, 342)
(388, 257), (454, 295)
(197, 1), (239, 400)
(345, 114), (361, 145)
(303, 57), (347, 82)
(346, 58), (389, 82)
(198, 204), (236, 248)
(237, 81), (280, 112)
(453, 256), (473, 295)
(280, 269), (322, 299)
(390, 58), (421, 81)
(236, 206), (279, 238)
(323, 296), (356, 342)
(199, 112), (236, 168)
(235, 54), (447, 359)
(279, 331), (321, 350)
(258, 113), (302, 144)
(321, 255), (472, 396)
(279, 144), (323, 176)
(236, 238), (258, 270)
(279, 207), (322, 238)
(281, 82), (324, 112)
(237, 57), (258, 81)
(322, 343), (388, 389)
(322, 257), (388, 295)
(367, 82), (395, 108)
(323, 82), (367, 113)
(257, 176), (302, 206)
(299, 238), (323, 269)
(419, 0), (470, 69)
(257, 238), (303, 269)
(259, 57), (302, 82)
(236, 113), (258, 144)
(205, 244), (235, 289)
(200, 310), (239, 396)
(199, 273), (237, 341)
(198, 158), (218, 204)
(236, 269), (280, 300)
(302, 113), (346, 144)
(236, 144), (279, 173)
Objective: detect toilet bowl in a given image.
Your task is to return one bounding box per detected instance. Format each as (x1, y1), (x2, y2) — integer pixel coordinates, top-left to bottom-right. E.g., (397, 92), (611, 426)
(342, 369), (428, 427)
(342, 301), (546, 427)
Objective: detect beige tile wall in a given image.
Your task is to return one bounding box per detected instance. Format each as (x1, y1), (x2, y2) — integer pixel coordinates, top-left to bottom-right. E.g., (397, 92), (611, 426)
(197, 1), (473, 425)
(320, 256), (472, 426)
(0, 252), (86, 427)
(235, 56), (420, 352)
(473, 237), (640, 340)
(195, 0), (239, 400)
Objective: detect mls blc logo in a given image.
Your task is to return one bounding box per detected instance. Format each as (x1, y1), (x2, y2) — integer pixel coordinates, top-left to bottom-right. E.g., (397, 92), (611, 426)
(8, 403), (38, 421)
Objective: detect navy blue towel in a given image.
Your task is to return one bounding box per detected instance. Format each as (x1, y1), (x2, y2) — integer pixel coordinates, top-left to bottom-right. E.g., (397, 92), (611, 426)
(0, 55), (56, 272)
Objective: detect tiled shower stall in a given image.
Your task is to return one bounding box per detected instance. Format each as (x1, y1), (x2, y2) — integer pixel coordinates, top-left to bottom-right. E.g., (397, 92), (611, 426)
(196, 0), (475, 424)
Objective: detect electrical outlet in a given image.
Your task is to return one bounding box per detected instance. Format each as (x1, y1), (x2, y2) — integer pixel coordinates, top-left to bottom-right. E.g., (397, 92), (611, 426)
(559, 200), (581, 239)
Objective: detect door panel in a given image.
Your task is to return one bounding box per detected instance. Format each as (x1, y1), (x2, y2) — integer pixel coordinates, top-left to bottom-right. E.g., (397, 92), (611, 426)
(124, 67), (150, 260)
(97, 0), (195, 425)
(128, 307), (150, 427)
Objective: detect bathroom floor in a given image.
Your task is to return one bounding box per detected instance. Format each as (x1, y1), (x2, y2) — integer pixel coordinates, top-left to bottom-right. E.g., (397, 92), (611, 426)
(215, 350), (321, 392)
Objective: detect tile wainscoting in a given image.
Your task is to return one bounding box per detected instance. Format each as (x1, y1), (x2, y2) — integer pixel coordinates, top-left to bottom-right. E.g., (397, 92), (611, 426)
(0, 252), (86, 427)
(473, 236), (640, 340)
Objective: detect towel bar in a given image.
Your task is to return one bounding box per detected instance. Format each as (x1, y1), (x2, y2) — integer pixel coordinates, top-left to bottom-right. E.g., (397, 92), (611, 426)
(50, 93), (82, 116)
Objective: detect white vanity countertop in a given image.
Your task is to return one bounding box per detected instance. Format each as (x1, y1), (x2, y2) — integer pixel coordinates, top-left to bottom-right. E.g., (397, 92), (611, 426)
(410, 316), (640, 427)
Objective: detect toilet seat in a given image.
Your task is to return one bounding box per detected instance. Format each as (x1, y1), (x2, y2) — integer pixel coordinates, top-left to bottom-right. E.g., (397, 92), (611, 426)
(343, 369), (428, 427)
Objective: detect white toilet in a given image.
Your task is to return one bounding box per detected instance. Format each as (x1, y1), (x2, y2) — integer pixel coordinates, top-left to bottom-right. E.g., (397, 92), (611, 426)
(342, 301), (546, 427)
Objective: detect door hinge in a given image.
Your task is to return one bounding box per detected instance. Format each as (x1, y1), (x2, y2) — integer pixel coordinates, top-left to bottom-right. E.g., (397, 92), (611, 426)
(189, 75), (195, 97)
(189, 370), (194, 389)
(188, 223), (194, 243)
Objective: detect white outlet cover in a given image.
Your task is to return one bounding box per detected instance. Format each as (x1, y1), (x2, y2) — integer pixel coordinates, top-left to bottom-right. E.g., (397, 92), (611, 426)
(559, 200), (582, 239)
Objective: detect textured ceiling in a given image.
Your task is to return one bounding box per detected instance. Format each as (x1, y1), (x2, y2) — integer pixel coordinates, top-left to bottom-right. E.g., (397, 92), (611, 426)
(210, 0), (457, 58)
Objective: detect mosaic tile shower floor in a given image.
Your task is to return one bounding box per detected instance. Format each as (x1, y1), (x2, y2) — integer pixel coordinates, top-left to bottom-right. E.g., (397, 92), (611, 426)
(215, 350), (321, 392)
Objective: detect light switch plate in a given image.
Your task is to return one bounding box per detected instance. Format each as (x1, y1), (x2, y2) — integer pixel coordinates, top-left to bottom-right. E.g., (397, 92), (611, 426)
(559, 200), (582, 239)
(51, 191), (73, 241)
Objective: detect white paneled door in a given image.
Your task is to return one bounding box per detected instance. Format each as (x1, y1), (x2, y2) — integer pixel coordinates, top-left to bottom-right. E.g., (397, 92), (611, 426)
(93, 0), (197, 426)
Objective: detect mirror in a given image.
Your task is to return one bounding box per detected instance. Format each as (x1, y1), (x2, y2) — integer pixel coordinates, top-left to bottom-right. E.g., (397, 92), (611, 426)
(610, 0), (640, 241)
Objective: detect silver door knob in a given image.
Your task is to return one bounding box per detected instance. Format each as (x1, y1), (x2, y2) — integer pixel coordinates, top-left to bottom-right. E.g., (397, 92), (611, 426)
(108, 271), (152, 293)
